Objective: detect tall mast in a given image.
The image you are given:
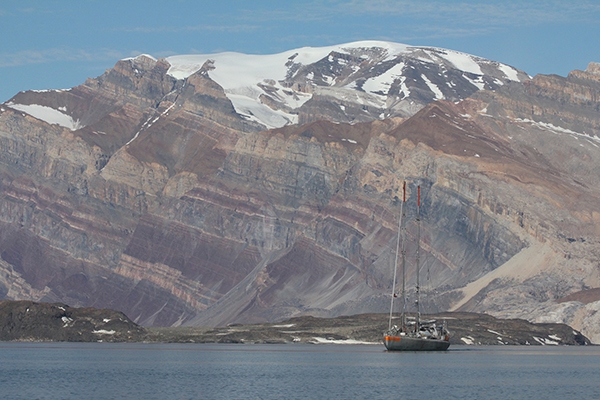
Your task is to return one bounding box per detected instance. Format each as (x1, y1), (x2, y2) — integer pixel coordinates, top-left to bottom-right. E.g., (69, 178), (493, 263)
(415, 185), (421, 332)
(388, 181), (406, 331)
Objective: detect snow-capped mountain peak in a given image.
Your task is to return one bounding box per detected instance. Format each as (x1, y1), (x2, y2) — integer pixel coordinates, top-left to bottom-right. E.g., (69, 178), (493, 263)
(3, 41), (529, 133)
(163, 41), (528, 129)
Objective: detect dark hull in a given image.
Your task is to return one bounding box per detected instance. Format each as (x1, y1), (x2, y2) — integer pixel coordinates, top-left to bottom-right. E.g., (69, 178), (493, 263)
(384, 335), (450, 351)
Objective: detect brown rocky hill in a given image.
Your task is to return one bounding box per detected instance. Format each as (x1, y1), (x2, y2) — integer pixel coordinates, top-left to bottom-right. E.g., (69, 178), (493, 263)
(0, 46), (599, 343)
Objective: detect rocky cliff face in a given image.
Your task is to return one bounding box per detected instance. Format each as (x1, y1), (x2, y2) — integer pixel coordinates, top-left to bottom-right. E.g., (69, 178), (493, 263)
(0, 44), (599, 342)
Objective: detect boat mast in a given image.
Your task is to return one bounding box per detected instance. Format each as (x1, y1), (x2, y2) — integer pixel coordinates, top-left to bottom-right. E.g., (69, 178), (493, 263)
(415, 185), (421, 332)
(388, 181), (406, 331)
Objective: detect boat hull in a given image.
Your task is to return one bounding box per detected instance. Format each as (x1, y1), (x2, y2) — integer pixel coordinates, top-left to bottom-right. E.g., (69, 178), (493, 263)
(384, 335), (450, 351)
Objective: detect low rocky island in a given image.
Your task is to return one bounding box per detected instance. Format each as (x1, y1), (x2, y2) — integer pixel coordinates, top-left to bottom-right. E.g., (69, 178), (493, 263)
(0, 300), (591, 346)
(0, 300), (146, 342)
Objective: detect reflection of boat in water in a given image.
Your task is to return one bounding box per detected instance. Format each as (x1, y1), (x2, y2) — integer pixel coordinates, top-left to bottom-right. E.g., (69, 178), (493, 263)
(384, 183), (450, 351)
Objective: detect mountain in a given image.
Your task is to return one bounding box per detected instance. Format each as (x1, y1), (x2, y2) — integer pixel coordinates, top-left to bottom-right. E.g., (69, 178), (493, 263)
(0, 41), (599, 343)
(4, 40), (529, 134)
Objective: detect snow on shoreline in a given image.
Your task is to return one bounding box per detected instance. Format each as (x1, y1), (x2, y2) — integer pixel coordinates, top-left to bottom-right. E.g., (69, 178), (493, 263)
(93, 329), (116, 335)
(310, 337), (378, 345)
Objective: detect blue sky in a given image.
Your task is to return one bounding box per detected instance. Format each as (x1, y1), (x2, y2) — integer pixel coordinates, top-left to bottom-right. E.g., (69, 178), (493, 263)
(1, 0), (599, 102)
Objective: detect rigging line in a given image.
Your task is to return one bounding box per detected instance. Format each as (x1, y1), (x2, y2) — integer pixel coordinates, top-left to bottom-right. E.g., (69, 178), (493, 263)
(388, 183), (405, 331)
(413, 220), (434, 285)
(421, 248), (432, 284)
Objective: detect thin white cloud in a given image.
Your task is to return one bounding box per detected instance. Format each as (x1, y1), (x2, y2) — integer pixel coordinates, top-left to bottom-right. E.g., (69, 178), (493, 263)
(0, 47), (125, 67)
(342, 0), (600, 26)
(232, 5), (333, 23)
(282, 0), (600, 43)
(119, 24), (261, 34)
(181, 0), (600, 27)
(16, 5), (53, 14)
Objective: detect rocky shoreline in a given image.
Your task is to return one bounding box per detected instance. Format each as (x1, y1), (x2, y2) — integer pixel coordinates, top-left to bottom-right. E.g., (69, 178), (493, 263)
(0, 301), (592, 346)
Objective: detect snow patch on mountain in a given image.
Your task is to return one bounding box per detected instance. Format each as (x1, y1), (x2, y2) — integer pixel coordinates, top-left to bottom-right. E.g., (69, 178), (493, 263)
(421, 74), (444, 100)
(227, 93), (298, 126)
(433, 49), (483, 75)
(6, 102), (81, 131)
(499, 63), (523, 81)
(464, 75), (486, 90)
(123, 54), (157, 62)
(361, 62), (405, 96)
(516, 118), (600, 146)
(167, 51), (318, 128)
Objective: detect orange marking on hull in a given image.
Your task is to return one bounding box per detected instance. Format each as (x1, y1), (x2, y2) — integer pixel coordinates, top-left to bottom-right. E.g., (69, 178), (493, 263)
(385, 336), (401, 342)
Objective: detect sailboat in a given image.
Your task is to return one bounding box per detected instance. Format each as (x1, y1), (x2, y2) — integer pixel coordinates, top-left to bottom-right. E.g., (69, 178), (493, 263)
(384, 183), (450, 351)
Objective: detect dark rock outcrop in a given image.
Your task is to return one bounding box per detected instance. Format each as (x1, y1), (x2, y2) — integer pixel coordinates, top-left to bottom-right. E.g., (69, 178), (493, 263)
(0, 300), (146, 342)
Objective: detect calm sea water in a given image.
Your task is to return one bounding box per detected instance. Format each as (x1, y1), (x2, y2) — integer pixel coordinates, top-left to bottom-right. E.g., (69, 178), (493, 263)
(0, 342), (598, 399)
